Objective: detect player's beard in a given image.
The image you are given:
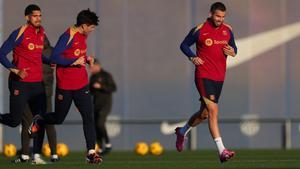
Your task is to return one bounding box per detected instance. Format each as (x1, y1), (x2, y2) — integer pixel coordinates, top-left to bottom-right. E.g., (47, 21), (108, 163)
(212, 20), (222, 27)
(33, 21), (41, 28)
(28, 21), (41, 28)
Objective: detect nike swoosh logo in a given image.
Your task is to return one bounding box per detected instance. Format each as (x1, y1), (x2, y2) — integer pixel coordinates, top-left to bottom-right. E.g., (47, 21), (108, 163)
(161, 22), (300, 135)
(227, 21), (300, 68)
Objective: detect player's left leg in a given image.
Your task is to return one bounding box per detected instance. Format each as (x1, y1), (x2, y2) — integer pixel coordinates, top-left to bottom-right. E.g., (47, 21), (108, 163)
(28, 88), (73, 137)
(11, 105), (32, 163)
(204, 80), (235, 163)
(27, 83), (47, 164)
(98, 102), (112, 155)
(44, 95), (59, 162)
(186, 101), (208, 128)
(94, 98), (103, 153)
(45, 125), (59, 162)
(73, 85), (102, 164)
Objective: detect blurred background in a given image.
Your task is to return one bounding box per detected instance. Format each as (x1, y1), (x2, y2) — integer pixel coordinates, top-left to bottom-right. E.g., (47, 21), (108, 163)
(0, 0), (299, 151)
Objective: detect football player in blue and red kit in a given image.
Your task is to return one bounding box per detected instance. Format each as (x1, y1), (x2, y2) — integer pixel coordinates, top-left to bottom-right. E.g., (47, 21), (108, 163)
(0, 4), (58, 164)
(175, 2), (237, 163)
(29, 9), (102, 164)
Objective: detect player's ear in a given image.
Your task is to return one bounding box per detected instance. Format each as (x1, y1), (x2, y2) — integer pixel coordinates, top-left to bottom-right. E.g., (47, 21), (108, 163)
(25, 15), (29, 21)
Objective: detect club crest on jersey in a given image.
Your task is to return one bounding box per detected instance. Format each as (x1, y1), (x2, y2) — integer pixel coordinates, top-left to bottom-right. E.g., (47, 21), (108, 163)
(74, 49), (81, 56)
(222, 30), (227, 36)
(57, 94), (63, 100)
(28, 43), (35, 50)
(205, 38), (213, 46)
(13, 89), (20, 96)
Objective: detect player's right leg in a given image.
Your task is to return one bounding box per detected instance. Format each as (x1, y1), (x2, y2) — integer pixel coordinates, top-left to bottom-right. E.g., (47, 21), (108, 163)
(175, 105), (208, 152)
(175, 78), (209, 152)
(45, 88), (73, 124)
(0, 81), (28, 127)
(29, 88), (72, 137)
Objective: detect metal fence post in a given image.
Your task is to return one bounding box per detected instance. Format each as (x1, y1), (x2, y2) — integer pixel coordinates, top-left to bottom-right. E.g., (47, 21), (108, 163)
(187, 128), (197, 151)
(284, 119), (292, 149)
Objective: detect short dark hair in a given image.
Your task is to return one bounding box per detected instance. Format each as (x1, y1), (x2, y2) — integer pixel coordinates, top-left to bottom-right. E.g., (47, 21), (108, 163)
(25, 4), (41, 16)
(76, 9), (99, 26)
(210, 2), (226, 13)
(94, 58), (100, 65)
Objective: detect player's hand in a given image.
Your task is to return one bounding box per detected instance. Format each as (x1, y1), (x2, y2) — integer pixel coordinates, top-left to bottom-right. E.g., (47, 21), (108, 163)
(10, 68), (29, 79)
(50, 64), (56, 69)
(223, 44), (236, 57)
(72, 56), (85, 66)
(87, 55), (95, 67)
(93, 82), (102, 89)
(190, 57), (204, 65)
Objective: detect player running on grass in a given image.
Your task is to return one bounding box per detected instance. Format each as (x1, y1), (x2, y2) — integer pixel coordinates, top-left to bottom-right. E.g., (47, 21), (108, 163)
(29, 9), (102, 164)
(175, 2), (237, 163)
(0, 4), (59, 164)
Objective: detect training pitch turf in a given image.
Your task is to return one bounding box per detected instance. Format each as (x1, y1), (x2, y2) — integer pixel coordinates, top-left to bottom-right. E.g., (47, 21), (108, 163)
(1, 150), (300, 169)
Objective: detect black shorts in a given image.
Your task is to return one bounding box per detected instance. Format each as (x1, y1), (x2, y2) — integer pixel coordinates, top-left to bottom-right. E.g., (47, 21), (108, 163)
(195, 78), (223, 104)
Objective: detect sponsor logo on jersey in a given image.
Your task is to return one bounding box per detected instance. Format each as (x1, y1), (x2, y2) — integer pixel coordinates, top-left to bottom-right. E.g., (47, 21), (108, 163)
(35, 45), (44, 49)
(214, 40), (227, 45)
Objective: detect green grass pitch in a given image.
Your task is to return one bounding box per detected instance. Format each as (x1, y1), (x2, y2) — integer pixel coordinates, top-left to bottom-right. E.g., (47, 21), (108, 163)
(1, 150), (300, 169)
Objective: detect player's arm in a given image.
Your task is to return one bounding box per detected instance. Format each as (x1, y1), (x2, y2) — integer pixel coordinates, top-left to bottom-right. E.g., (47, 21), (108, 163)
(223, 30), (238, 57)
(0, 28), (22, 69)
(86, 55), (94, 66)
(89, 74), (101, 93)
(50, 32), (81, 66)
(100, 72), (117, 93)
(180, 27), (204, 65)
(42, 35), (53, 65)
(0, 28), (28, 78)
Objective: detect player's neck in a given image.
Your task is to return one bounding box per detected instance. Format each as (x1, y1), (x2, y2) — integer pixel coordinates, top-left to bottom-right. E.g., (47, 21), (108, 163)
(73, 25), (84, 34)
(27, 23), (41, 33)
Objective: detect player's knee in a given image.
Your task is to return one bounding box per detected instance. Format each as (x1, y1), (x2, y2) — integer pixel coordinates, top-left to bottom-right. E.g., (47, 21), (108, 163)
(201, 112), (208, 120)
(208, 109), (218, 118)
